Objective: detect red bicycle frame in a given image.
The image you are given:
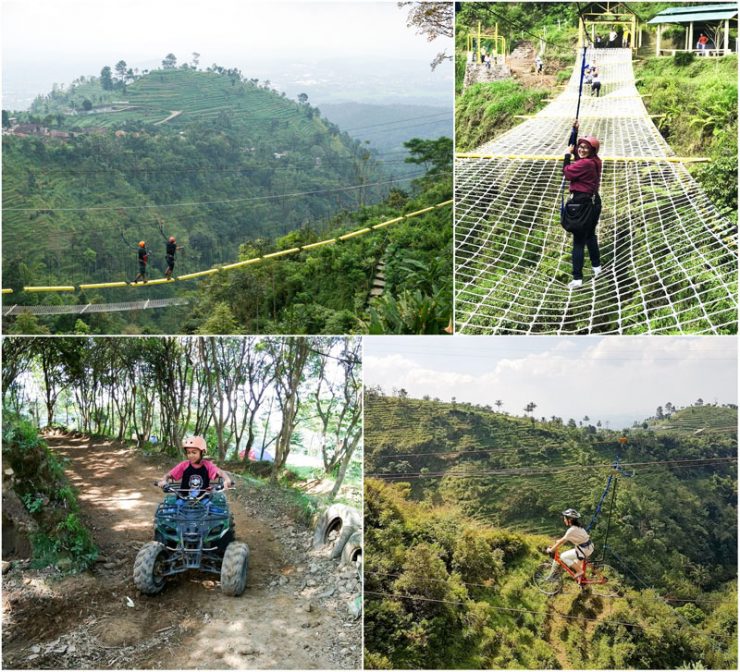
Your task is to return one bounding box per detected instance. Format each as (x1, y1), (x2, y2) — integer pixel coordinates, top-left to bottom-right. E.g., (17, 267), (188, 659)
(549, 548), (606, 587)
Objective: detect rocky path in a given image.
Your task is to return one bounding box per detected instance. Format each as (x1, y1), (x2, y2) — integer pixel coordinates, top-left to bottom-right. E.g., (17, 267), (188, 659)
(2, 434), (361, 669)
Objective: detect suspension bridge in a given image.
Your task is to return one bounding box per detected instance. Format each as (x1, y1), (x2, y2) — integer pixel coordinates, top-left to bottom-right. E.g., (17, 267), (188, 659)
(455, 48), (737, 335)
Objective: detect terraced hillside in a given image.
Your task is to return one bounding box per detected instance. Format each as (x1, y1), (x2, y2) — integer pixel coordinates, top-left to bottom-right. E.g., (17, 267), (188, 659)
(64, 69), (330, 133)
(364, 392), (738, 587)
(650, 404), (738, 435)
(3, 69), (389, 291)
(364, 392), (738, 668)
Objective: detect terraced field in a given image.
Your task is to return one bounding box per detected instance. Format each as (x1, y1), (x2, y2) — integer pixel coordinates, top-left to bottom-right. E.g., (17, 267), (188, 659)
(364, 393), (738, 538)
(74, 70), (321, 132)
(651, 405), (738, 435)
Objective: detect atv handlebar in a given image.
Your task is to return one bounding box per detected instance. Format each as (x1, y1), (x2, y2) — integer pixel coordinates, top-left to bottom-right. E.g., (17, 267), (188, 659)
(154, 480), (228, 498)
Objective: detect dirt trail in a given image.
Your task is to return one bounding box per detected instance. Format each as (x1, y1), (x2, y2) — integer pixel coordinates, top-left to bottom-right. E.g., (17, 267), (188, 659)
(508, 41), (559, 89)
(2, 434), (361, 669)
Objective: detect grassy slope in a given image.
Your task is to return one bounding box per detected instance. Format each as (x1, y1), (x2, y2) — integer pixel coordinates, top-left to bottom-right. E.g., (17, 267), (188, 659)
(634, 53), (738, 218)
(365, 394), (738, 585)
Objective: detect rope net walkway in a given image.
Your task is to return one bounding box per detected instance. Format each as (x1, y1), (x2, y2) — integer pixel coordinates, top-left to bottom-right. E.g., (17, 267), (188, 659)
(3, 297), (188, 317)
(455, 48), (737, 334)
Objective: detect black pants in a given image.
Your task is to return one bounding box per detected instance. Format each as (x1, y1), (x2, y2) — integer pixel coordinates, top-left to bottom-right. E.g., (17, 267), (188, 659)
(570, 193), (601, 280)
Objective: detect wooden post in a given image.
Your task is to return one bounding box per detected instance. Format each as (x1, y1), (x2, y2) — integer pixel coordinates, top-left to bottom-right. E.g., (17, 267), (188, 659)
(656, 24), (661, 56)
(632, 15), (637, 49)
(688, 21), (694, 51)
(725, 18), (730, 54)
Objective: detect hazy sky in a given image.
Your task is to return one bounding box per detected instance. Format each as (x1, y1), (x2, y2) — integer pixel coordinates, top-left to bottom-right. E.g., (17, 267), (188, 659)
(364, 336), (739, 429)
(2, 0), (452, 108)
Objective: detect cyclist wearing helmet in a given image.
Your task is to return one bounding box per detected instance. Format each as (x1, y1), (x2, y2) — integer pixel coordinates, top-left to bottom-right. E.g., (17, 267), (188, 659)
(547, 508), (594, 580)
(157, 435), (233, 493)
(563, 119), (603, 289)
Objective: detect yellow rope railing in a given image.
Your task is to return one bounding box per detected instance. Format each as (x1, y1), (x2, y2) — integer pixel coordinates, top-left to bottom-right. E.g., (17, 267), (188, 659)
(456, 153), (710, 163)
(3, 200), (452, 295)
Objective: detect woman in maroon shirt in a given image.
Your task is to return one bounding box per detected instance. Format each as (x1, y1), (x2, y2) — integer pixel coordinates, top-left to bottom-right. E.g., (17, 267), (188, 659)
(563, 120), (603, 289)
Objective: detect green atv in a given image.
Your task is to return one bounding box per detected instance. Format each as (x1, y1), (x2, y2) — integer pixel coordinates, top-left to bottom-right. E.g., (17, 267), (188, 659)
(133, 480), (249, 596)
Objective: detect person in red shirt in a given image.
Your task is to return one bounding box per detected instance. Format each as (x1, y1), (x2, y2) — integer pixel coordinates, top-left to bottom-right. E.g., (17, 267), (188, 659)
(157, 436), (233, 494)
(697, 33), (709, 54)
(563, 120), (603, 289)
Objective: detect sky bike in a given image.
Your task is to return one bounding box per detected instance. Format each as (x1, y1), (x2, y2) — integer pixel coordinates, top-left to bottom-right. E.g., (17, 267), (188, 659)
(533, 548), (620, 597)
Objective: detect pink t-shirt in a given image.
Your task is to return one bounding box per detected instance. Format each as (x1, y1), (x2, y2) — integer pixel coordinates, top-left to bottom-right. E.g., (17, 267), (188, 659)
(168, 459), (220, 481)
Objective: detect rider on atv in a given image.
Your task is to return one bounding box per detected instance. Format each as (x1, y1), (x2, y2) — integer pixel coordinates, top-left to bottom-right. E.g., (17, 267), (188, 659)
(134, 435), (248, 596)
(157, 436), (233, 494)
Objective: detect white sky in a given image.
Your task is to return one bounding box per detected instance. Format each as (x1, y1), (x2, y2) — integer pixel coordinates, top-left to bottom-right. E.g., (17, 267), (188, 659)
(2, 0), (445, 70)
(363, 336), (739, 429)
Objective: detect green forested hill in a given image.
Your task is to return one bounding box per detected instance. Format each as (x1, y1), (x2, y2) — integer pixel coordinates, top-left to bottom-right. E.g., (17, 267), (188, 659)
(2, 68), (451, 334)
(3, 68), (388, 286)
(364, 392), (737, 668)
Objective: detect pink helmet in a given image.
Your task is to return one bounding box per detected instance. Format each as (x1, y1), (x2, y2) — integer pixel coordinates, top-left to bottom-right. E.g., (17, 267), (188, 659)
(182, 435), (207, 456)
(578, 136), (600, 155)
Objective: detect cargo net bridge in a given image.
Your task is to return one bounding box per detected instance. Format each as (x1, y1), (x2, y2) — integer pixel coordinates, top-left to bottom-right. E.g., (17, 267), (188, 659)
(455, 48), (737, 334)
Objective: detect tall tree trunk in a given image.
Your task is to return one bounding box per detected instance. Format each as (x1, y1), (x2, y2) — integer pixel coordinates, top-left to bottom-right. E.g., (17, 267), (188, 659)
(272, 338), (310, 482)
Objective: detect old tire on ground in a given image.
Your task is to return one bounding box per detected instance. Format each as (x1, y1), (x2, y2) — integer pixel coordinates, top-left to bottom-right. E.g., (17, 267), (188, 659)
(330, 523), (358, 560)
(133, 541), (167, 595)
(220, 541), (249, 596)
(340, 529), (362, 566)
(312, 504), (361, 552)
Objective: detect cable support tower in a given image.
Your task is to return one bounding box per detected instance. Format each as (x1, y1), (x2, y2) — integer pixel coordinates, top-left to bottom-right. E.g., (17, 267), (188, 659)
(455, 48), (738, 335)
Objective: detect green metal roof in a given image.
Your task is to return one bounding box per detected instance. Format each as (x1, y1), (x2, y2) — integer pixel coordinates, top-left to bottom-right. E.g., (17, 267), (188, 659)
(647, 4), (738, 24)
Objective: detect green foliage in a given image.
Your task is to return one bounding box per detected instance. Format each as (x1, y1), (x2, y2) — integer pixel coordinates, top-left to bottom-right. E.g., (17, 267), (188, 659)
(21, 493), (45, 513)
(674, 51), (696, 67)
(456, 80), (550, 151)
(364, 393), (737, 667)
(3, 414), (98, 570)
(183, 165), (451, 334)
(634, 54), (738, 218)
(365, 471), (737, 669)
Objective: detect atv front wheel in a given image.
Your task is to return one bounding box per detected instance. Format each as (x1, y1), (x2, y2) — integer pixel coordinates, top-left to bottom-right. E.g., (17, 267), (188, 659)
(220, 541), (249, 596)
(133, 541), (167, 595)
